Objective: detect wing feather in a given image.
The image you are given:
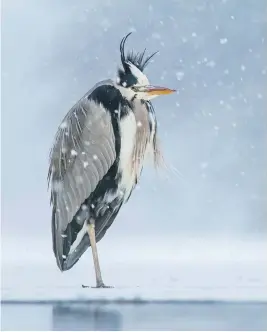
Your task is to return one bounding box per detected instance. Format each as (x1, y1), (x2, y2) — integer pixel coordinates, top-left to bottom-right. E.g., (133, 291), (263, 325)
(48, 85), (117, 268)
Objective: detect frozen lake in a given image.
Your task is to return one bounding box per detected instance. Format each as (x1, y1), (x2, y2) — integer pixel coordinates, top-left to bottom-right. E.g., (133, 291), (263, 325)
(1, 300), (267, 331)
(2, 236), (266, 330)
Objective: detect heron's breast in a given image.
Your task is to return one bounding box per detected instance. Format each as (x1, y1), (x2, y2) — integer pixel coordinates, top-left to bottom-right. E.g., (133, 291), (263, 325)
(118, 104), (152, 202)
(118, 112), (137, 199)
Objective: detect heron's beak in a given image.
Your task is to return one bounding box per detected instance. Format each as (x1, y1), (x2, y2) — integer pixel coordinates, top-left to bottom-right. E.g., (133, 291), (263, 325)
(144, 85), (176, 96)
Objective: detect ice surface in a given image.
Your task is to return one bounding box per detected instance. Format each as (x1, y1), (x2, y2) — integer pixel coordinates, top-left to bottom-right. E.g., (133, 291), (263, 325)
(1, 236), (266, 302)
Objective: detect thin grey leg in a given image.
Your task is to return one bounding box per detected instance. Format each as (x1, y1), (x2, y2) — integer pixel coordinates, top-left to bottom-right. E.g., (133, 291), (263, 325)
(84, 218), (113, 288)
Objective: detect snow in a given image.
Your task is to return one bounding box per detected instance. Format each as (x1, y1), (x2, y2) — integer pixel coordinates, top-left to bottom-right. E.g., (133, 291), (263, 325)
(200, 162), (208, 169)
(176, 71), (185, 81)
(70, 149), (77, 156)
(206, 60), (216, 68)
(220, 38), (228, 44)
(1, 236), (266, 302)
(81, 204), (88, 211)
(59, 122), (68, 129)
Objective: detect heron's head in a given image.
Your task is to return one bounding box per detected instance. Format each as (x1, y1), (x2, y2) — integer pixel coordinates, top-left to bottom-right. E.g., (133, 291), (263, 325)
(116, 32), (176, 101)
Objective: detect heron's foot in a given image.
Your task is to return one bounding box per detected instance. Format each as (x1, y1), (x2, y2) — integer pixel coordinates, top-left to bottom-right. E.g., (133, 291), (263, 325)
(94, 282), (114, 288)
(81, 283), (114, 288)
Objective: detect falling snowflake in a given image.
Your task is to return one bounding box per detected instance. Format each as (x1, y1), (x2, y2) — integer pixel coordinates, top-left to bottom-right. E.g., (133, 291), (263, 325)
(152, 33), (161, 40)
(71, 149), (77, 156)
(206, 60), (216, 68)
(83, 161), (89, 168)
(52, 180), (63, 192)
(220, 38), (228, 44)
(60, 122), (68, 129)
(81, 204), (88, 211)
(200, 162), (208, 169)
(176, 71), (184, 81)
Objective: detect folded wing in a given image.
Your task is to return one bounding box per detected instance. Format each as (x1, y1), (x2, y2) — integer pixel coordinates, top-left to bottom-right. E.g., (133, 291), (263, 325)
(48, 85), (117, 270)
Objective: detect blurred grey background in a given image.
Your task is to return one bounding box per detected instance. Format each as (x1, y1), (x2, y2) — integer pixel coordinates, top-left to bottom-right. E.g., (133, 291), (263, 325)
(1, 0), (267, 250)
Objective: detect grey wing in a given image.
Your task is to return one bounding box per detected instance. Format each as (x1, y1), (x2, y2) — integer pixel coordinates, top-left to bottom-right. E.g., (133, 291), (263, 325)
(48, 96), (116, 270)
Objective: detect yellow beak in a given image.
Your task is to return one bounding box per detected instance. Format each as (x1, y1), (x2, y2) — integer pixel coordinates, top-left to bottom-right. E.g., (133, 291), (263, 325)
(145, 85), (176, 96)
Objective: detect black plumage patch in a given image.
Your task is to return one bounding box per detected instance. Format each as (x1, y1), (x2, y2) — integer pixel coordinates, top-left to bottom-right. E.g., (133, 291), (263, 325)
(119, 32), (158, 73)
(89, 84), (131, 119)
(88, 84), (128, 198)
(118, 32), (158, 88)
(125, 49), (158, 72)
(117, 69), (138, 88)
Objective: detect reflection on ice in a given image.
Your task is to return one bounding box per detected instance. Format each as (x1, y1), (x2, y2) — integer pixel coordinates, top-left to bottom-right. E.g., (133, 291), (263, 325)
(52, 304), (122, 331)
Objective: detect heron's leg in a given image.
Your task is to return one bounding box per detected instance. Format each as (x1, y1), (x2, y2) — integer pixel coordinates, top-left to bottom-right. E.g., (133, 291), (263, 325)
(86, 218), (112, 288)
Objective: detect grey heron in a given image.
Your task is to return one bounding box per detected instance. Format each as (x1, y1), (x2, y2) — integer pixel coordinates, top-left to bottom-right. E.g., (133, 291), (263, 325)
(48, 32), (175, 288)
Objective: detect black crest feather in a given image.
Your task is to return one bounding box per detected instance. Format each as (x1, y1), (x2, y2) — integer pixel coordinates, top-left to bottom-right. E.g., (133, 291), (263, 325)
(119, 32), (158, 72)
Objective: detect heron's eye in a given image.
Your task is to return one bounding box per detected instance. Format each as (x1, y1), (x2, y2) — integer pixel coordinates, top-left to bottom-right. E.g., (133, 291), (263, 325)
(131, 86), (139, 92)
